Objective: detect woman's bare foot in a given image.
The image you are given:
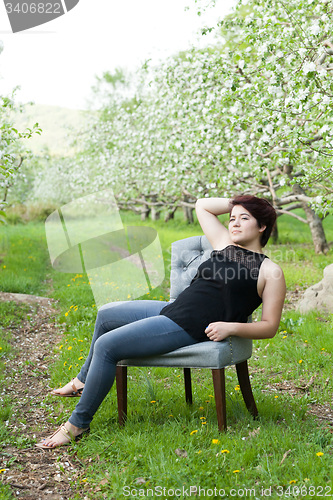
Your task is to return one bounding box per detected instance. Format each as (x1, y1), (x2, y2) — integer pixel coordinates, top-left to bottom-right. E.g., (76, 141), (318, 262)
(35, 421), (89, 449)
(51, 377), (85, 397)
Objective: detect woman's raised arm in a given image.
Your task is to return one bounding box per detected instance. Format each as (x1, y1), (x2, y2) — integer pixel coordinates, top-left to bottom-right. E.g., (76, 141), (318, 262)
(195, 197), (233, 249)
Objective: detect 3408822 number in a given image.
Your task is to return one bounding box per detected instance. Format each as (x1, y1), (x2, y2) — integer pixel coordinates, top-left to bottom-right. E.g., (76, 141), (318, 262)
(276, 485), (332, 497)
(5, 3), (61, 14)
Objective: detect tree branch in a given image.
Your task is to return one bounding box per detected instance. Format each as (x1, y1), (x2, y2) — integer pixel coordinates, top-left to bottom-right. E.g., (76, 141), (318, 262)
(276, 209), (307, 224)
(298, 134), (323, 145)
(265, 166), (278, 204)
(277, 194), (312, 205)
(257, 147), (290, 158)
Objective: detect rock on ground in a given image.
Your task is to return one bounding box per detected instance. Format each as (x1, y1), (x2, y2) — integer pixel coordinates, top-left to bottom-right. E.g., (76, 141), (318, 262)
(298, 264), (333, 314)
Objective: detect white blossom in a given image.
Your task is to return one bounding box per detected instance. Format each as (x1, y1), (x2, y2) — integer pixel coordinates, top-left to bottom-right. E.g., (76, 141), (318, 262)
(303, 61), (316, 74)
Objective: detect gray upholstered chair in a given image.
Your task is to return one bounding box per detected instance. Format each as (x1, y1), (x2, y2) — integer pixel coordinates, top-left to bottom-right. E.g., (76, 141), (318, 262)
(116, 235), (258, 431)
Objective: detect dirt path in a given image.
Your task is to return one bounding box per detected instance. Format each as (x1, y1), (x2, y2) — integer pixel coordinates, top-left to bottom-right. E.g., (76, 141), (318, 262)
(0, 293), (86, 500)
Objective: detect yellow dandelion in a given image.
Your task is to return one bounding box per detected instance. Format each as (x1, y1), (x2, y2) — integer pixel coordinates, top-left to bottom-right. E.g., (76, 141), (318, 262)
(200, 416), (206, 420)
(304, 340), (308, 343)
(59, 345), (63, 350)
(68, 346), (72, 350)
(316, 452), (324, 457)
(0, 347), (2, 351)
(196, 450), (202, 454)
(0, 469), (6, 473)
(67, 284), (71, 287)
(233, 470), (240, 473)
(65, 312), (69, 317)
(299, 360), (303, 364)
(150, 400), (156, 404)
(199, 406), (204, 410)
(212, 439), (219, 445)
(190, 430), (198, 435)
(221, 449), (230, 454)
(78, 339), (83, 342)
(78, 356), (83, 360)
(201, 421), (207, 425)
(208, 395), (214, 398)
(274, 395), (279, 399)
(321, 348), (325, 351)
(289, 480), (296, 484)
(282, 336), (287, 339)
(63, 361), (67, 367)
(169, 414), (173, 418)
(68, 365), (72, 370)
(235, 385), (240, 391)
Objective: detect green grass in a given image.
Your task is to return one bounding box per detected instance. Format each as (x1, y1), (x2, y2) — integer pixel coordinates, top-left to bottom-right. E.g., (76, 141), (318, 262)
(0, 212), (333, 499)
(0, 223), (51, 295)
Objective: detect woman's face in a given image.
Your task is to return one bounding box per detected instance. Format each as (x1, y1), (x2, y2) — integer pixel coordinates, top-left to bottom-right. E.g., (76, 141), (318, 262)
(228, 205), (265, 247)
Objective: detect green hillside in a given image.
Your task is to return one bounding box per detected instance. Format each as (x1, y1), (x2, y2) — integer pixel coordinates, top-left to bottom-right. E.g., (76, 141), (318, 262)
(11, 103), (92, 157)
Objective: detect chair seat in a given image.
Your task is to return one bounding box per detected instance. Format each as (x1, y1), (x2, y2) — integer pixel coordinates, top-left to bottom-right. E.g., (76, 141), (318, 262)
(118, 336), (252, 369)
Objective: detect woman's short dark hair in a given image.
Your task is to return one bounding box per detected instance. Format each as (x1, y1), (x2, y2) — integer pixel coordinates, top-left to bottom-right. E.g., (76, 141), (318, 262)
(230, 195), (276, 247)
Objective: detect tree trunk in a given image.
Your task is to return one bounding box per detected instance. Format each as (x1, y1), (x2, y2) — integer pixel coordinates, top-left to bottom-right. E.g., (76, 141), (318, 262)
(271, 220), (279, 244)
(292, 185), (329, 254)
(164, 206), (177, 222)
(140, 196), (150, 221)
(302, 204), (329, 254)
(150, 195), (161, 221)
(182, 195), (194, 224)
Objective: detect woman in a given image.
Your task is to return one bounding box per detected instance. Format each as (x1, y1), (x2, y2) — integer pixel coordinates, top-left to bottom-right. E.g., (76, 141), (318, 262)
(36, 195), (286, 449)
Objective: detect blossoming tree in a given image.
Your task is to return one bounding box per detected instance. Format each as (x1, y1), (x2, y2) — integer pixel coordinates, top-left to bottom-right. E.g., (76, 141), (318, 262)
(0, 42), (41, 221)
(34, 0), (332, 252)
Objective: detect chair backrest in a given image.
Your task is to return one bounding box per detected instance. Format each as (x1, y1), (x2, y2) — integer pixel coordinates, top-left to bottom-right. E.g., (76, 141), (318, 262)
(169, 235), (212, 301)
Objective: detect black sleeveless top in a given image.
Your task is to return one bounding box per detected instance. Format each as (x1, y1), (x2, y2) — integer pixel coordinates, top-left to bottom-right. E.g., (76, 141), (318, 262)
(160, 245), (267, 341)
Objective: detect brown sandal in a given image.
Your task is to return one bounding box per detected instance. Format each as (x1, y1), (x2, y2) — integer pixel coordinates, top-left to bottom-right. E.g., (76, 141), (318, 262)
(35, 424), (89, 449)
(51, 378), (84, 397)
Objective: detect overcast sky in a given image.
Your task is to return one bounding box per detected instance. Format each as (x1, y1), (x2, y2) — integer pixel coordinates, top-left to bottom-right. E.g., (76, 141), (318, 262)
(0, 0), (235, 109)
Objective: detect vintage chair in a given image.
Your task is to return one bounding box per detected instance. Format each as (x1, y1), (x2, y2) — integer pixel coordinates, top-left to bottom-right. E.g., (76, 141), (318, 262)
(116, 235), (258, 431)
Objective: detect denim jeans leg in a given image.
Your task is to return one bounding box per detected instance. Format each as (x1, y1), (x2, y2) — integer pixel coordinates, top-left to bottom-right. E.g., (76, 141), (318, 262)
(69, 315), (198, 428)
(77, 300), (169, 383)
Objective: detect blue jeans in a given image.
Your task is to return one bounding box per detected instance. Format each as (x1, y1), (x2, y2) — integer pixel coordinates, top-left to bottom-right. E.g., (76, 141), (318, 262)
(69, 300), (198, 428)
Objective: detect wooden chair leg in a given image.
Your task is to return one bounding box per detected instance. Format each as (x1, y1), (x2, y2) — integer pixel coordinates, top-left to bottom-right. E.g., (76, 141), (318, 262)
(183, 368), (192, 404)
(116, 365), (127, 426)
(212, 368), (227, 431)
(236, 360), (258, 418)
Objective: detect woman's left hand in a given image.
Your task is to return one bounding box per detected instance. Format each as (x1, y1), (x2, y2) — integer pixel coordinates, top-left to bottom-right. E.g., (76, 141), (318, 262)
(205, 322), (231, 342)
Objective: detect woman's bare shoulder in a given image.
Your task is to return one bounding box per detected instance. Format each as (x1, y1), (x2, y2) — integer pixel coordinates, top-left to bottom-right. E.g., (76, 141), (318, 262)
(261, 257), (285, 280)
